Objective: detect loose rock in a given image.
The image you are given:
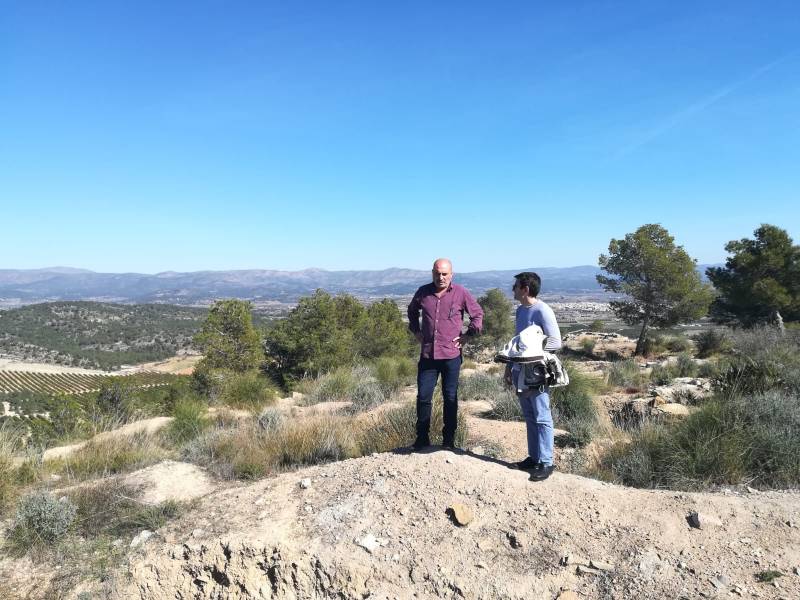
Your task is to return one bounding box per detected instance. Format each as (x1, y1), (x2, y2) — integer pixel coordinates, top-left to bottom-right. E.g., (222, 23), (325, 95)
(447, 503), (474, 526)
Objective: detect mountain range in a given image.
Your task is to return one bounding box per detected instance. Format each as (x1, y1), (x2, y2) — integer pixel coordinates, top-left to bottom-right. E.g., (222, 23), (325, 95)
(0, 265), (716, 305)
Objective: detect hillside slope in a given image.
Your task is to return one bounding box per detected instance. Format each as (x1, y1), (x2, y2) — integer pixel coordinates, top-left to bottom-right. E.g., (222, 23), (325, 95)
(115, 451), (800, 599)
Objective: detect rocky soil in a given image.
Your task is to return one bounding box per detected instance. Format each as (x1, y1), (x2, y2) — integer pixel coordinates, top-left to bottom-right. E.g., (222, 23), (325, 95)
(107, 450), (800, 600)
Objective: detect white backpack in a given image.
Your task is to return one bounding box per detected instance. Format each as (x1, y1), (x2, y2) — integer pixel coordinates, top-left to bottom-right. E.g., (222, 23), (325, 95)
(495, 325), (569, 391)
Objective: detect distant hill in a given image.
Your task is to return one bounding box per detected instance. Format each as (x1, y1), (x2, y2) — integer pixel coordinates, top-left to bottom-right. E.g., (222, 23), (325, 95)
(0, 265), (718, 306)
(0, 302), (208, 370)
(0, 266), (607, 304)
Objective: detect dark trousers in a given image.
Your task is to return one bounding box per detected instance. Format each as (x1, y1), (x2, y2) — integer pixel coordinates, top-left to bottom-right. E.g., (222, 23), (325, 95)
(415, 355), (462, 443)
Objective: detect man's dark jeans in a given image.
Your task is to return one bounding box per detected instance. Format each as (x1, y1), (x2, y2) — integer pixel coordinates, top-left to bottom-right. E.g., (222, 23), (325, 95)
(416, 355), (462, 444)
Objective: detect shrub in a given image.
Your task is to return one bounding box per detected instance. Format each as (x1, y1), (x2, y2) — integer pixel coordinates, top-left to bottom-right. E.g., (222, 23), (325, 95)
(639, 334), (667, 358)
(167, 399), (209, 445)
(184, 414), (360, 480)
(68, 480), (182, 538)
(693, 329), (731, 358)
(607, 359), (645, 390)
(551, 366), (602, 446)
(373, 356), (416, 394)
(649, 362), (676, 386)
(257, 407), (285, 432)
(588, 319), (605, 332)
(581, 337), (597, 355)
(713, 327), (800, 396)
(485, 390), (523, 421)
(306, 367), (356, 404)
(347, 379), (386, 413)
(459, 373), (506, 403)
(9, 491), (77, 550)
(94, 382), (134, 421)
(598, 388), (800, 489)
(359, 397), (468, 453)
(697, 360), (720, 379)
(220, 371), (279, 410)
(675, 352), (699, 378)
(664, 335), (693, 353)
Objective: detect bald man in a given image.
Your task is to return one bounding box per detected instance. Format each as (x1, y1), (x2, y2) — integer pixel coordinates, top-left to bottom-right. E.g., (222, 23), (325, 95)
(407, 258), (483, 449)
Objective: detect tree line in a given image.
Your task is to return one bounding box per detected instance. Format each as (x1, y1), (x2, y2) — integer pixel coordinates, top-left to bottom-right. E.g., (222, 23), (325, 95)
(597, 223), (799, 354)
(193, 222), (799, 382)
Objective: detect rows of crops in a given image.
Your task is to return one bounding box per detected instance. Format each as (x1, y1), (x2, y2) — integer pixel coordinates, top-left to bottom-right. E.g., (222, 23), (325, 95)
(0, 370), (173, 395)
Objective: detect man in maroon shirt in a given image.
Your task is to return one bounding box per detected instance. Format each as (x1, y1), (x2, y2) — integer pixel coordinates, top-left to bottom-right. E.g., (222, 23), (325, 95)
(407, 258), (483, 449)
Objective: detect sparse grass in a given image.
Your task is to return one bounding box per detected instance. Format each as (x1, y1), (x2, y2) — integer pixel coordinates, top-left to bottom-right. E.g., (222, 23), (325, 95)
(460, 372), (506, 403)
(607, 359), (646, 390)
(0, 421), (24, 513)
(183, 413), (362, 480)
(48, 433), (170, 482)
(220, 371), (279, 410)
(596, 389), (800, 489)
(166, 398), (209, 444)
(588, 319), (605, 332)
(359, 396), (468, 453)
(693, 328), (732, 358)
(373, 356), (416, 394)
(755, 570), (783, 583)
(68, 480), (183, 538)
(551, 364), (603, 446)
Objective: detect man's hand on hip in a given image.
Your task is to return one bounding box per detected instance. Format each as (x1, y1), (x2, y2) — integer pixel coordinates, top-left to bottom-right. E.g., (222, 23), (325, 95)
(414, 331), (424, 344)
(453, 334), (469, 349)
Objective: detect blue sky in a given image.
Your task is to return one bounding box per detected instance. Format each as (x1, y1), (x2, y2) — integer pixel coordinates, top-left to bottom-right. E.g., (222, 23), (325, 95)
(2, 1), (798, 273)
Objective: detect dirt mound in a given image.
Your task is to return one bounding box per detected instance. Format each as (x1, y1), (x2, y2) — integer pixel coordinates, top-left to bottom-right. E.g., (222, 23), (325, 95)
(114, 451), (800, 599)
(124, 460), (216, 504)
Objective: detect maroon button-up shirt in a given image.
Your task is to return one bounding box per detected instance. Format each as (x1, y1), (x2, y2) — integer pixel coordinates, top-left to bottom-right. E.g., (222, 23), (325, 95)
(407, 283), (483, 360)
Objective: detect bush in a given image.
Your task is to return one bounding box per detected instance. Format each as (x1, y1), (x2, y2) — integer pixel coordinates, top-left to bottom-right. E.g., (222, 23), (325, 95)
(167, 399), (209, 444)
(607, 359), (645, 390)
(581, 337), (597, 355)
(485, 389), (523, 421)
(220, 371), (279, 410)
(459, 373), (506, 403)
(551, 366), (602, 446)
(347, 379), (387, 413)
(588, 319), (605, 332)
(306, 367), (357, 404)
(184, 414), (360, 480)
(693, 329), (731, 358)
(649, 362), (676, 386)
(598, 388), (800, 489)
(697, 360), (720, 379)
(257, 407), (285, 432)
(359, 396), (468, 453)
(9, 491), (77, 550)
(664, 335), (693, 353)
(373, 356), (416, 395)
(68, 480), (182, 538)
(675, 352), (699, 378)
(713, 327), (800, 396)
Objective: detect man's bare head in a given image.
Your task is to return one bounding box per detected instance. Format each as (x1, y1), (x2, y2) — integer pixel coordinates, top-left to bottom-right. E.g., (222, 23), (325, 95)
(431, 258), (453, 291)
